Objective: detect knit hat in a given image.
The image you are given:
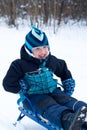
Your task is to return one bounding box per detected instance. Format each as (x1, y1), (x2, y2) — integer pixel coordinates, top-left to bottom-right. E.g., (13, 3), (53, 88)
(25, 26), (49, 52)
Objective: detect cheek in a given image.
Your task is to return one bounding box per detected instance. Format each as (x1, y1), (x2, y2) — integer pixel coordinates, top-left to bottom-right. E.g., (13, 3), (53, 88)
(46, 49), (49, 55)
(33, 51), (39, 57)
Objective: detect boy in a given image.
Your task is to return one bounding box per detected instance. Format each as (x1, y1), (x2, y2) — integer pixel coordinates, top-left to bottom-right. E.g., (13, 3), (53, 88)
(3, 26), (87, 130)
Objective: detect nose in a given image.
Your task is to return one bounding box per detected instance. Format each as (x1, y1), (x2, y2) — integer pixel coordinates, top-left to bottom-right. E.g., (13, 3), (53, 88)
(39, 48), (45, 55)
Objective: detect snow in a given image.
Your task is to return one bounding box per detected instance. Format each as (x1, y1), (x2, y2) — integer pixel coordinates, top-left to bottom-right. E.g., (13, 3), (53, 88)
(0, 23), (87, 130)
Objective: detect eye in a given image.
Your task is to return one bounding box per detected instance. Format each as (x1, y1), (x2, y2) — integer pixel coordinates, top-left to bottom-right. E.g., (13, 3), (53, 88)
(33, 47), (40, 51)
(36, 47), (40, 51)
(43, 46), (48, 49)
(43, 46), (46, 48)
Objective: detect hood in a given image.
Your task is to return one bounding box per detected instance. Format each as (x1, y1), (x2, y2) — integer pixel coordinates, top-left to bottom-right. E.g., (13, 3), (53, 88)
(20, 45), (50, 65)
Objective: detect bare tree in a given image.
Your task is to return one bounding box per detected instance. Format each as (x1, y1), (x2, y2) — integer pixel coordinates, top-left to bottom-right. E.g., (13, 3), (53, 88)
(1, 0), (87, 28)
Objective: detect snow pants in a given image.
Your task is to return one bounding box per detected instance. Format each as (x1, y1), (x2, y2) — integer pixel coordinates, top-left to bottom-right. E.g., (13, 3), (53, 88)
(26, 88), (87, 128)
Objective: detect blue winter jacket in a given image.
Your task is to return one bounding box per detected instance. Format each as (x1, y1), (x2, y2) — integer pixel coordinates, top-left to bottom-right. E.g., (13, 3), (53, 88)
(3, 45), (74, 94)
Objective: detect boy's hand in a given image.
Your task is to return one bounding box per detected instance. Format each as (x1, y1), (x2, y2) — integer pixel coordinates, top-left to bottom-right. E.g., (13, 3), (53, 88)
(62, 78), (75, 96)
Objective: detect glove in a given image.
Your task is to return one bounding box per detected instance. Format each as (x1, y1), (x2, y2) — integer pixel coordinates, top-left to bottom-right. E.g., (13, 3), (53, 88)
(19, 79), (29, 94)
(62, 78), (75, 96)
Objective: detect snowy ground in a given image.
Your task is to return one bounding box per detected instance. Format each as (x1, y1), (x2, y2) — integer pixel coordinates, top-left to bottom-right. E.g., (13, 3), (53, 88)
(0, 23), (87, 130)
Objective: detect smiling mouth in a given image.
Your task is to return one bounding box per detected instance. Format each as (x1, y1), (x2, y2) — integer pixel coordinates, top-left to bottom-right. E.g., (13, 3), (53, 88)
(39, 55), (46, 59)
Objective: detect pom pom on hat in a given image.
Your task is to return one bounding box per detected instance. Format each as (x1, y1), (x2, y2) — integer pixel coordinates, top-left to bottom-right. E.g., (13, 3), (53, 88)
(25, 26), (49, 52)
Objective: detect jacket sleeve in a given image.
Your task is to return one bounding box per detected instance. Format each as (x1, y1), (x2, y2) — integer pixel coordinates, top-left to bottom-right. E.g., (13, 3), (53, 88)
(54, 58), (72, 80)
(54, 58), (75, 95)
(3, 60), (23, 94)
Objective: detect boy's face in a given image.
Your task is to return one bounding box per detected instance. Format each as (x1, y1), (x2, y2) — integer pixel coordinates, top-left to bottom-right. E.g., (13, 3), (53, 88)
(32, 46), (49, 59)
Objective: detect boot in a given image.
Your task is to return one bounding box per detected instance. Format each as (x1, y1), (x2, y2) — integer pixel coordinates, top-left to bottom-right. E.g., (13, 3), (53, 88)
(61, 106), (87, 130)
(81, 122), (87, 130)
(81, 124), (87, 130)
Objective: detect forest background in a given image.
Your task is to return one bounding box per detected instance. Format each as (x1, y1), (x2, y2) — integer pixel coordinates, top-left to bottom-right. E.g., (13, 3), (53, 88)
(0, 0), (87, 33)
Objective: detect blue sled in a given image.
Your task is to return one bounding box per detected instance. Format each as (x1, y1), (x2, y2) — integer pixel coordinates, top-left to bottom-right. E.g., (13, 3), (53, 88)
(15, 94), (63, 130)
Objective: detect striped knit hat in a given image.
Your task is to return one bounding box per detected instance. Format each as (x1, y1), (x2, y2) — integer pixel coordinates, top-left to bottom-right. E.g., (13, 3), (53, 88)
(25, 26), (49, 52)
